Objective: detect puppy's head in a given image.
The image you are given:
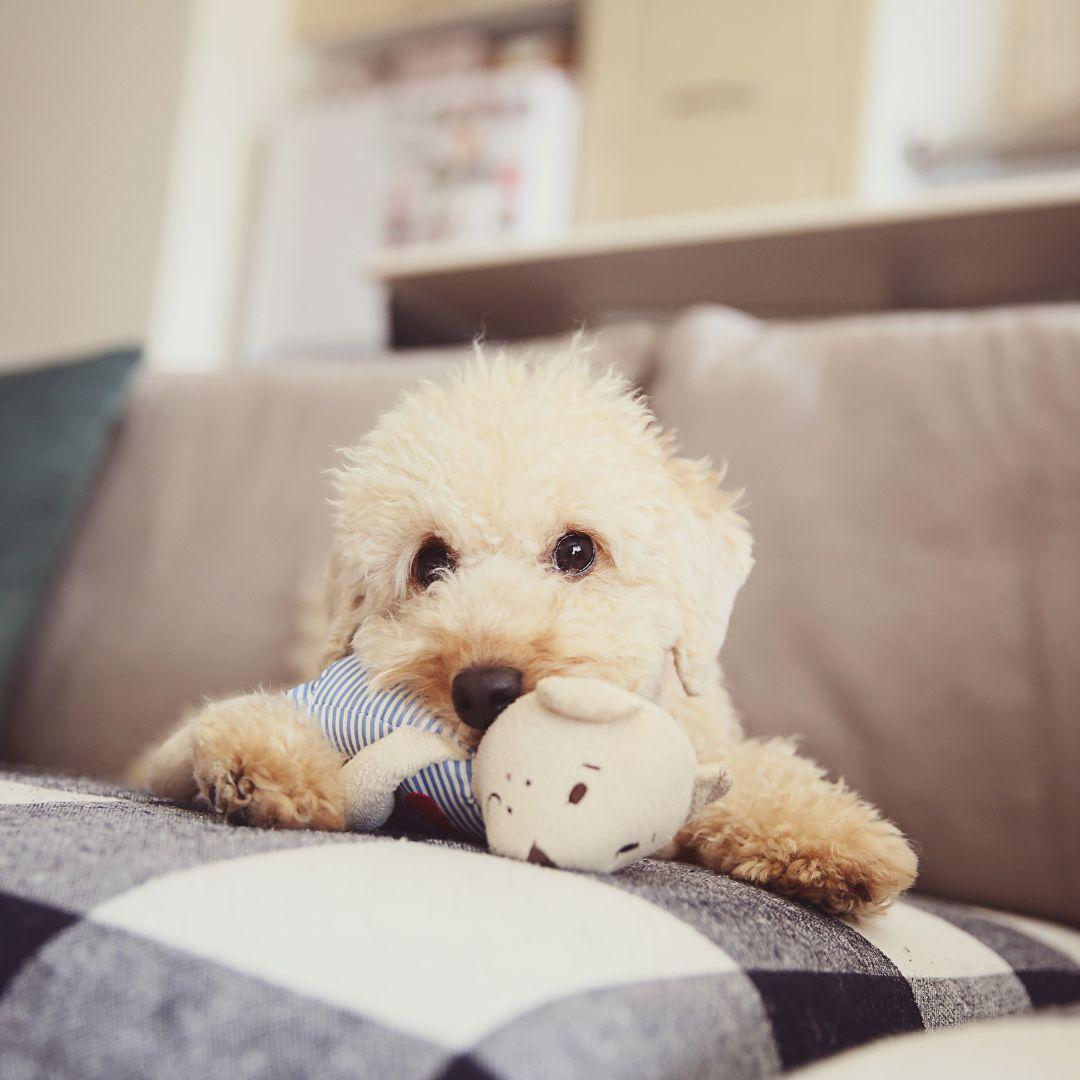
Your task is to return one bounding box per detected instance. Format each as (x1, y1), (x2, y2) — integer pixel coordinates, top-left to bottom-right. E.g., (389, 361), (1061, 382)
(325, 350), (752, 747)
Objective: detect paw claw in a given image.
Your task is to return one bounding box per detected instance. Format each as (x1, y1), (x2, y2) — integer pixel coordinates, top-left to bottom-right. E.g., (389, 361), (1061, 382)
(201, 772), (243, 817)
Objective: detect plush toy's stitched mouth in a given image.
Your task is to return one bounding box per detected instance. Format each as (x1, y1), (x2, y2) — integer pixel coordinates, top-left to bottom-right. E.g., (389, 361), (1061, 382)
(527, 843), (556, 868)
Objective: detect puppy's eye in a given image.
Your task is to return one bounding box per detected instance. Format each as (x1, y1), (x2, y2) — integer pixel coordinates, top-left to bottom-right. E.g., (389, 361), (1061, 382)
(413, 538), (456, 589)
(553, 532), (595, 575)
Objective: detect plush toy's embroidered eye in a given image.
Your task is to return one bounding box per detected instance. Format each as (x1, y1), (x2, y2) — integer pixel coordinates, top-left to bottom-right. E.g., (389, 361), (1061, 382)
(553, 532), (595, 575)
(413, 538), (456, 589)
(569, 782), (588, 804)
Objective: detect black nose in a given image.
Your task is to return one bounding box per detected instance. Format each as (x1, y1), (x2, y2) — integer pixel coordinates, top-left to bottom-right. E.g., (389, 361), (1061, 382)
(451, 665), (524, 730)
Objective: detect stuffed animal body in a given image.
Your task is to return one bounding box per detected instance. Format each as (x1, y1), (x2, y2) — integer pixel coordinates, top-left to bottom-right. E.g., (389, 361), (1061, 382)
(289, 655), (484, 841)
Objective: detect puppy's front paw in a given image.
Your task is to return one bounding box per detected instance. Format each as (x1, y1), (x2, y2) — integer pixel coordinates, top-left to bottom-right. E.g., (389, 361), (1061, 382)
(193, 738), (346, 831)
(190, 694), (347, 831)
(698, 816), (917, 917)
(674, 736), (918, 917)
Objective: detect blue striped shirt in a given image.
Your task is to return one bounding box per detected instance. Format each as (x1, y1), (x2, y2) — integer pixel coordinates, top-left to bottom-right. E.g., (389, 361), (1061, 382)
(289, 655), (484, 841)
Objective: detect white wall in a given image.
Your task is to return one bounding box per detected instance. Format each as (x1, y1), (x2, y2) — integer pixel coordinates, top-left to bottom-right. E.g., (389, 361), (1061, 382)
(146, 0), (301, 372)
(857, 0), (1006, 200)
(0, 0), (191, 367)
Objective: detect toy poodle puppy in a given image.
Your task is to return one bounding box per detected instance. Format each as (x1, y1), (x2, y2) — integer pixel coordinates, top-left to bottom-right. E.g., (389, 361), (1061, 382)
(139, 348), (916, 916)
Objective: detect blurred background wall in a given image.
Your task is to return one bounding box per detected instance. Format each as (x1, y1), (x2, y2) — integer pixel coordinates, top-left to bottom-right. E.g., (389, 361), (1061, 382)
(2, 0), (1080, 370)
(0, 0), (190, 368)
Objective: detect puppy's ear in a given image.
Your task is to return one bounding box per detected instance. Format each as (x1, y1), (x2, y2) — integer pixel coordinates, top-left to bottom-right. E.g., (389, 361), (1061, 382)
(665, 452), (753, 696)
(319, 546), (365, 669)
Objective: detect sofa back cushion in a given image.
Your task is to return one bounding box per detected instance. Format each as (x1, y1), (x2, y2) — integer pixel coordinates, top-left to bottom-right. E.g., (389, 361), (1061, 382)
(650, 304), (1080, 925)
(3, 357), (460, 777)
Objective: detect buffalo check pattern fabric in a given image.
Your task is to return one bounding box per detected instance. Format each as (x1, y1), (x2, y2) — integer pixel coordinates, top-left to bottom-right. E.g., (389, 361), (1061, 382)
(1, 770), (1079, 1079)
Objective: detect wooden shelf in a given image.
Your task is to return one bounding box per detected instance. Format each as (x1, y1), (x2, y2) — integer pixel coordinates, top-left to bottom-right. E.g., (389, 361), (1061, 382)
(373, 172), (1080, 345)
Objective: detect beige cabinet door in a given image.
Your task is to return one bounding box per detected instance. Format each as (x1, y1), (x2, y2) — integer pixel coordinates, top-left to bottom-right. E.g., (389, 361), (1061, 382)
(578, 0), (871, 222)
(996, 0), (1080, 123)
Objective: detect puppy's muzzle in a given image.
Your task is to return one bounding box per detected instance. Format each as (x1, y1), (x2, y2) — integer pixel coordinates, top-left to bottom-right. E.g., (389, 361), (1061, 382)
(451, 665), (523, 730)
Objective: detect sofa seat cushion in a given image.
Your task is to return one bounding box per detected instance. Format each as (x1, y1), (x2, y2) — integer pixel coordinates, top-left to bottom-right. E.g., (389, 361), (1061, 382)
(2, 770), (1078, 1079)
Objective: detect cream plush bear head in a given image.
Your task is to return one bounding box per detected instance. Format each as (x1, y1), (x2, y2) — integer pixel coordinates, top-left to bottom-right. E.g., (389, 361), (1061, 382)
(473, 676), (730, 873)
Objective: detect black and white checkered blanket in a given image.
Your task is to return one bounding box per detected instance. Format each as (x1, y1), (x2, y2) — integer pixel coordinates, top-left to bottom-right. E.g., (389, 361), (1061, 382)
(2, 769), (1078, 1079)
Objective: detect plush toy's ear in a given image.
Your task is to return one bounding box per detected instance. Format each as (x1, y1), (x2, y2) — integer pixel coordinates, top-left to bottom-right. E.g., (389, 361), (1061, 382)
(689, 763), (731, 819)
(319, 546), (365, 669)
(665, 452), (753, 697)
(536, 676), (645, 724)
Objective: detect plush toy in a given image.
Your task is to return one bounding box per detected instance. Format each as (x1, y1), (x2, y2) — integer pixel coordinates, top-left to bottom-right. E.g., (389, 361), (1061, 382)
(290, 655), (729, 872)
(474, 676), (730, 872)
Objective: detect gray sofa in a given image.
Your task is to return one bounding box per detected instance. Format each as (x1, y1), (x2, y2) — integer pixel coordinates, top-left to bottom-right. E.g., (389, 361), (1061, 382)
(2, 306), (1078, 1076)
